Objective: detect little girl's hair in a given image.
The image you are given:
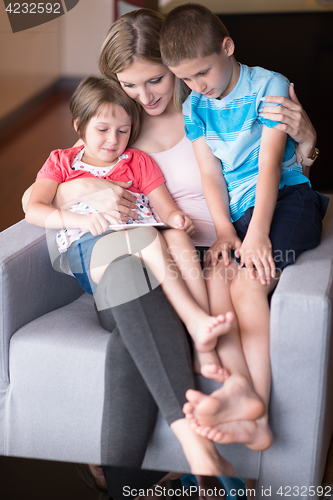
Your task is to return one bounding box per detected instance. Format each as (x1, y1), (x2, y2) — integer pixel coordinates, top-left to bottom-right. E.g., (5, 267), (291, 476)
(70, 76), (141, 145)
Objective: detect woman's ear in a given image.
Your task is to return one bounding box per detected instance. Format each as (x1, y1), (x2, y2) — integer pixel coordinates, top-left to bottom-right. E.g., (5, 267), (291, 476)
(222, 37), (235, 57)
(73, 118), (79, 132)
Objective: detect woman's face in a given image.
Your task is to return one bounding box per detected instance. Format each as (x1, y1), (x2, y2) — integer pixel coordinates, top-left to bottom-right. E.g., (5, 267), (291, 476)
(116, 60), (175, 116)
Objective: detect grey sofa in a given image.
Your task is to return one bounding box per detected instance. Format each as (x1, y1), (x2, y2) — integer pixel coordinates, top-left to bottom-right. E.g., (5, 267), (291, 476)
(0, 195), (332, 499)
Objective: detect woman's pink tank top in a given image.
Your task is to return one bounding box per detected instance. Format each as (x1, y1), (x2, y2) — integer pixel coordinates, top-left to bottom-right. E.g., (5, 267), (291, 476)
(149, 136), (217, 247)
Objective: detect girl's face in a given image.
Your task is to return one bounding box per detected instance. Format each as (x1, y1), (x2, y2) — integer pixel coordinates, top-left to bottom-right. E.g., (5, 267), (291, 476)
(81, 104), (131, 168)
(116, 60), (175, 116)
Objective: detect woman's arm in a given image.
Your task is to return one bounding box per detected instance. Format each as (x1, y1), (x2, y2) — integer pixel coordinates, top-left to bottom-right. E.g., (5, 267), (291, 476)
(239, 126), (286, 285)
(148, 184), (195, 236)
(22, 177), (140, 221)
(261, 84), (317, 178)
(192, 136), (241, 267)
(25, 179), (116, 236)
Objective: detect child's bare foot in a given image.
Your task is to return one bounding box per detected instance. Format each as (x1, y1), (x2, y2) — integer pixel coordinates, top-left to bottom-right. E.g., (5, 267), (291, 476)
(188, 312), (234, 353)
(186, 375), (264, 425)
(170, 418), (234, 477)
(201, 363), (230, 383)
(190, 416), (273, 451)
(193, 350), (230, 383)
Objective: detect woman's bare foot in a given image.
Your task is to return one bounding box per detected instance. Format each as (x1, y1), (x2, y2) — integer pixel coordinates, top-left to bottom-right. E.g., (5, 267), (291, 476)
(189, 416), (273, 451)
(185, 375), (264, 425)
(188, 311), (234, 353)
(193, 350), (230, 383)
(170, 418), (234, 477)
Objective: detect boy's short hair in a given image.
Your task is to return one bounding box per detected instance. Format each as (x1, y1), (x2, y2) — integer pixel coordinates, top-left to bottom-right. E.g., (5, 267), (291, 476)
(160, 3), (230, 67)
(70, 76), (141, 145)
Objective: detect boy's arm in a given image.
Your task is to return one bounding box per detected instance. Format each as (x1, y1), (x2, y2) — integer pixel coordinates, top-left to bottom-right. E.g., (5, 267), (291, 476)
(239, 126), (286, 285)
(25, 179), (116, 236)
(147, 184), (195, 236)
(192, 136), (241, 266)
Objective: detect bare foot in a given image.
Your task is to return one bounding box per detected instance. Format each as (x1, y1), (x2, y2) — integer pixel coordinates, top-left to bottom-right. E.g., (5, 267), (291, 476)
(170, 418), (234, 477)
(188, 312), (234, 353)
(186, 375), (264, 425)
(190, 416), (273, 451)
(193, 350), (230, 384)
(201, 362), (230, 383)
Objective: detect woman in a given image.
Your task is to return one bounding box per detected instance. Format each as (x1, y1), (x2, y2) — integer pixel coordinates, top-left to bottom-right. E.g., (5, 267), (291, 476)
(23, 6), (318, 490)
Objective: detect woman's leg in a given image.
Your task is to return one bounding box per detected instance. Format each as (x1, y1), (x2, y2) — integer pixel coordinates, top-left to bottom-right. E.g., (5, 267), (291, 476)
(95, 254), (234, 476)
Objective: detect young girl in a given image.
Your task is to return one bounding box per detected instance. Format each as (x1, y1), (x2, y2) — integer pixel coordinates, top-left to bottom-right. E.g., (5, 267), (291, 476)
(25, 76), (234, 357)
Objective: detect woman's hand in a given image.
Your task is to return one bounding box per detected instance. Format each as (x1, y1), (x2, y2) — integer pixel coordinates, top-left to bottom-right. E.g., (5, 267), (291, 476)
(168, 212), (195, 236)
(204, 229), (242, 268)
(53, 178), (140, 222)
(261, 84), (317, 159)
(238, 228), (276, 285)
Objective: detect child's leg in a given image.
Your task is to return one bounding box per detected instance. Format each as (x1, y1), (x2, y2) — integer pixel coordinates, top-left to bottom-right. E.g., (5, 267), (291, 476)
(90, 227), (233, 352)
(184, 259), (265, 425)
(162, 229), (228, 377)
(95, 253), (234, 476)
(185, 267), (277, 450)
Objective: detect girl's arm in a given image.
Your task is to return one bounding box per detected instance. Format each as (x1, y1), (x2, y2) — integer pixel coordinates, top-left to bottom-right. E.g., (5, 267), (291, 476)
(239, 126), (287, 285)
(261, 84), (316, 178)
(25, 179), (116, 236)
(192, 136), (241, 266)
(147, 184), (195, 236)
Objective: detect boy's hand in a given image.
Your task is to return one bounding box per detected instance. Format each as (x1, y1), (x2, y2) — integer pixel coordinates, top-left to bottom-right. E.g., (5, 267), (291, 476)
(239, 229), (276, 285)
(169, 212), (195, 236)
(81, 212), (118, 236)
(204, 229), (242, 268)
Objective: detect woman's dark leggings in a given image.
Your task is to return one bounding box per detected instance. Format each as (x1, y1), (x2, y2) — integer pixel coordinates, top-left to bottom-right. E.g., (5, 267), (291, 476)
(94, 254), (195, 469)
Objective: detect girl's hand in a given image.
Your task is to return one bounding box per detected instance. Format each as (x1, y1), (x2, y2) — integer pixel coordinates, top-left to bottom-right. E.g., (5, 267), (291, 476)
(80, 212), (118, 236)
(204, 230), (242, 268)
(239, 229), (276, 285)
(169, 212), (195, 236)
(261, 84), (317, 158)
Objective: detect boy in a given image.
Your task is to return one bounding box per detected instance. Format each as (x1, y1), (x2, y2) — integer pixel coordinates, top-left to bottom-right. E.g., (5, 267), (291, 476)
(159, 3), (328, 448)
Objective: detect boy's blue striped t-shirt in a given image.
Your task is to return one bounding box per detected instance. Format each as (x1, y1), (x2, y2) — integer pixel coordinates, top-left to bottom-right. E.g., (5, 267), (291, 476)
(183, 63), (310, 222)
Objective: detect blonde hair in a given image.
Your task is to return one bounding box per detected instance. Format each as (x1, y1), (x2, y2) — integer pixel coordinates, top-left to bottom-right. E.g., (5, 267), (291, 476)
(70, 76), (140, 145)
(160, 3), (230, 67)
(99, 9), (189, 111)
(99, 9), (165, 80)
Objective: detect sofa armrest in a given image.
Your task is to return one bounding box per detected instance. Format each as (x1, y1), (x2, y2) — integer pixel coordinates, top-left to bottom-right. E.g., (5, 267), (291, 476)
(258, 195), (333, 492)
(0, 220), (83, 384)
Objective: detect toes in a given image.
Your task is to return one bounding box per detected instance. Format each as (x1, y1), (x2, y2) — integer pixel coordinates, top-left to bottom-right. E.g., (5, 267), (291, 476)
(183, 402), (195, 415)
(201, 363), (219, 376)
(201, 364), (228, 383)
(186, 389), (205, 404)
(225, 311), (234, 324)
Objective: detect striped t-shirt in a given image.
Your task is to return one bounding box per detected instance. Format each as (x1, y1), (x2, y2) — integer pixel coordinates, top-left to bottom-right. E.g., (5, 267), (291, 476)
(183, 63), (310, 222)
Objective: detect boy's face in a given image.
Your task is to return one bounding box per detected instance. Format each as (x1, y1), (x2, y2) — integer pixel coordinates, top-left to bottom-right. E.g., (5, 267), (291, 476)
(168, 38), (238, 100)
(80, 104), (131, 168)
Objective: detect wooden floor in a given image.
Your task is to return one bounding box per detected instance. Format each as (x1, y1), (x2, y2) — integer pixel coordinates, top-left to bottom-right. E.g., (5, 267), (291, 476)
(0, 91), (332, 496)
(0, 91), (78, 232)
